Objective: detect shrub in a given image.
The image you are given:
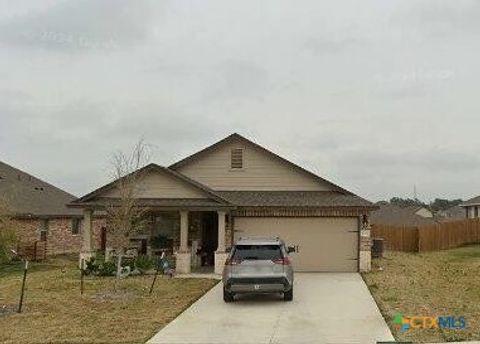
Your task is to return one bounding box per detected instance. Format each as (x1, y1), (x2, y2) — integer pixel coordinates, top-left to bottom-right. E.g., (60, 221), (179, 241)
(97, 261), (117, 276)
(84, 257), (98, 275)
(134, 255), (155, 274)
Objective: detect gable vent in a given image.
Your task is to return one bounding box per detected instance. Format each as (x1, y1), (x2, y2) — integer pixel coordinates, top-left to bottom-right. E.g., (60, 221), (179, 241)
(231, 148), (244, 169)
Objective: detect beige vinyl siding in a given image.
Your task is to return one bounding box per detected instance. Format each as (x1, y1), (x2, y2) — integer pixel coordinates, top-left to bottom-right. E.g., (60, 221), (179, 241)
(234, 217), (359, 272)
(102, 169), (207, 199)
(176, 139), (333, 191)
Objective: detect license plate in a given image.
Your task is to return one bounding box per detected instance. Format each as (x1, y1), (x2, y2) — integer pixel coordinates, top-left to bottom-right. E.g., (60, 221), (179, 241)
(254, 284), (260, 290)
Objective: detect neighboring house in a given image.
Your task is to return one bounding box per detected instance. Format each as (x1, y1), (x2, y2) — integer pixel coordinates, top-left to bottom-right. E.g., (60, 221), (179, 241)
(370, 203), (436, 227)
(460, 196), (480, 219)
(414, 207), (434, 219)
(436, 205), (466, 222)
(70, 133), (376, 273)
(0, 161), (106, 256)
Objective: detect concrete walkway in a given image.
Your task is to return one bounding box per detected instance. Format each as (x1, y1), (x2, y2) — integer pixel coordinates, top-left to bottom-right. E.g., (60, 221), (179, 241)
(148, 273), (394, 344)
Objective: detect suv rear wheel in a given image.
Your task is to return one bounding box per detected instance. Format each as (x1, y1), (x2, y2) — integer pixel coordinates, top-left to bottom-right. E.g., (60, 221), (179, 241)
(284, 287), (293, 301)
(223, 288), (234, 303)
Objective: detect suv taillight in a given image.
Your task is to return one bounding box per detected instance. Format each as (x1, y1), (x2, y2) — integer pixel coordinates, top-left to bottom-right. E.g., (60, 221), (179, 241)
(224, 258), (242, 266)
(272, 257), (290, 265)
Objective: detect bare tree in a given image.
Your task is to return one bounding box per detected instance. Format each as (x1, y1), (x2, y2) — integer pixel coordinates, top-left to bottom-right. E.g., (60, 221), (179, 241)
(105, 139), (152, 277)
(0, 197), (18, 263)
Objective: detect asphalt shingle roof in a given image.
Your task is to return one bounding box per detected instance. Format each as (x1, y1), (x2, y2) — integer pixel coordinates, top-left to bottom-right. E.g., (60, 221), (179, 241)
(215, 191), (373, 208)
(461, 195), (480, 206)
(370, 204), (436, 227)
(0, 161), (81, 217)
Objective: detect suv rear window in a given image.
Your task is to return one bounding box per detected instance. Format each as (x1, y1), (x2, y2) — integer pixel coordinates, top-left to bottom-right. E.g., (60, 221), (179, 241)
(232, 245), (283, 261)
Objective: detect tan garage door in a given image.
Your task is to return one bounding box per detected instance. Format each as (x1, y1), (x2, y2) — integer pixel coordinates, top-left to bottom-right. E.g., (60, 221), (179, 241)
(234, 217), (359, 272)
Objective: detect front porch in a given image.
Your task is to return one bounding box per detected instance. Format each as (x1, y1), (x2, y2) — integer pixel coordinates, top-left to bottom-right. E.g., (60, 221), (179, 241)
(173, 209), (229, 274)
(80, 208), (231, 274)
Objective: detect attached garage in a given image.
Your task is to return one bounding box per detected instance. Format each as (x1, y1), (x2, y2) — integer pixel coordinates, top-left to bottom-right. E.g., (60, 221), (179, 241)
(233, 217), (359, 272)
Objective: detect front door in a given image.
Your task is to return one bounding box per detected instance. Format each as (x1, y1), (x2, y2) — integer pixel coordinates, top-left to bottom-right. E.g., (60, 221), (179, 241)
(200, 212), (218, 266)
(100, 227), (107, 252)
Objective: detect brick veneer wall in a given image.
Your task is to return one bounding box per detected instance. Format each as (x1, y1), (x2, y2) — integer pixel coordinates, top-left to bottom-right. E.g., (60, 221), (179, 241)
(47, 218), (82, 255)
(13, 219), (40, 244)
(14, 217), (108, 256)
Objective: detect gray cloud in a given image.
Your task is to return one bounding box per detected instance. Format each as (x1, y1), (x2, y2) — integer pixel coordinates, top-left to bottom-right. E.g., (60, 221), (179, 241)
(202, 60), (270, 102)
(1, 0), (479, 202)
(0, 0), (161, 51)
(304, 34), (364, 55)
(393, 0), (480, 38)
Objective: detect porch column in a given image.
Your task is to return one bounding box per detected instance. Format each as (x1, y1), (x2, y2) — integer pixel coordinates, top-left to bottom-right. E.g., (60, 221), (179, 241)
(359, 214), (372, 272)
(179, 210), (189, 252)
(214, 210), (228, 274)
(175, 210), (191, 274)
(79, 208), (94, 268)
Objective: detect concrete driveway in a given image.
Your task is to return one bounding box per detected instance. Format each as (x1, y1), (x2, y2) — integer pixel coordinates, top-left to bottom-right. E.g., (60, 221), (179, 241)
(148, 273), (394, 344)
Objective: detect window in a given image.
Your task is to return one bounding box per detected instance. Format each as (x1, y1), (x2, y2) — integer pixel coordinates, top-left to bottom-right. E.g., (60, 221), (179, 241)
(230, 148), (244, 169)
(150, 213), (175, 249)
(72, 218), (81, 235)
(39, 220), (48, 241)
(232, 245), (283, 261)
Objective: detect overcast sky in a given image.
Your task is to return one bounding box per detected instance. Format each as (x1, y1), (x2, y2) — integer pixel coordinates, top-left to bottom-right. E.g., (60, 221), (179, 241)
(0, 0), (479, 202)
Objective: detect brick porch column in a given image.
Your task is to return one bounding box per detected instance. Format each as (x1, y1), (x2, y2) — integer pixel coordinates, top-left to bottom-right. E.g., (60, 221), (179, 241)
(175, 210), (191, 274)
(79, 208), (94, 268)
(215, 210), (228, 274)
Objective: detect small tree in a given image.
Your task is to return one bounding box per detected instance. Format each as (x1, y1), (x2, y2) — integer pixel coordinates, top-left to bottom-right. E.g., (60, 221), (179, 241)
(105, 139), (151, 277)
(0, 198), (18, 264)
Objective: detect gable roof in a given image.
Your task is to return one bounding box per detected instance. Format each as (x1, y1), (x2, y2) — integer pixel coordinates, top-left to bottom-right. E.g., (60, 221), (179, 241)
(461, 195), (480, 207)
(0, 160), (81, 217)
(169, 133), (353, 195)
(70, 163), (231, 206)
(370, 204), (437, 227)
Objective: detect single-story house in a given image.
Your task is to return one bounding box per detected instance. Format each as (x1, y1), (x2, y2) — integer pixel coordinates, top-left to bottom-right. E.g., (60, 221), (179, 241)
(0, 160), (106, 256)
(370, 203), (436, 227)
(70, 133), (376, 273)
(436, 205), (466, 222)
(460, 196), (480, 219)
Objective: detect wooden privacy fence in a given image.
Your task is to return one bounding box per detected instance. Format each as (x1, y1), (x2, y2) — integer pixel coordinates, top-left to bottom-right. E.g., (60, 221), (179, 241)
(16, 241), (47, 261)
(371, 218), (480, 252)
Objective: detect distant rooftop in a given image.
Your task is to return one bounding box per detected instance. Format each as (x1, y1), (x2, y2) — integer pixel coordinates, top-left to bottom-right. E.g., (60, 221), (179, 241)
(461, 195), (480, 207)
(0, 161), (81, 217)
(370, 203), (436, 227)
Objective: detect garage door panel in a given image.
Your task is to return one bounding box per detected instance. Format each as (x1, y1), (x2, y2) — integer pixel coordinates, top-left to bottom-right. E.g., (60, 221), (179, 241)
(234, 217), (358, 272)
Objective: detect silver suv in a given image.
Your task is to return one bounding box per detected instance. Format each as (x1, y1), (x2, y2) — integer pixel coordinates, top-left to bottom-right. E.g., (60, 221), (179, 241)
(222, 237), (294, 302)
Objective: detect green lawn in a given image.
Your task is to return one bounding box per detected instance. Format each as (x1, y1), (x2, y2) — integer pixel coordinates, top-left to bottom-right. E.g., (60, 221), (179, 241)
(0, 255), (218, 344)
(363, 245), (480, 343)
